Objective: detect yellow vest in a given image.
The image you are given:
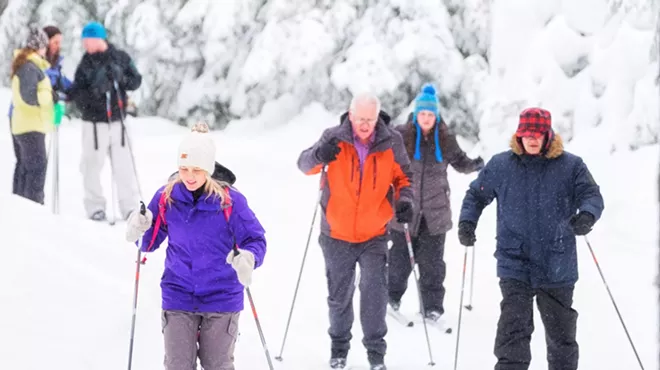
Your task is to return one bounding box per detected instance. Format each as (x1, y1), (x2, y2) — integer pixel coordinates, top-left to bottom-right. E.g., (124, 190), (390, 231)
(11, 50), (54, 135)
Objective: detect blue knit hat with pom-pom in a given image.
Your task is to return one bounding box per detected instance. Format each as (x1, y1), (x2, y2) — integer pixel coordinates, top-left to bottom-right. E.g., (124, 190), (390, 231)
(413, 83), (443, 162)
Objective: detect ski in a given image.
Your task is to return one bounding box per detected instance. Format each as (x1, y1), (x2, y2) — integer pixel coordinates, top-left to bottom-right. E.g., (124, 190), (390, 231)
(413, 313), (452, 334)
(386, 305), (414, 327)
(426, 317), (452, 334)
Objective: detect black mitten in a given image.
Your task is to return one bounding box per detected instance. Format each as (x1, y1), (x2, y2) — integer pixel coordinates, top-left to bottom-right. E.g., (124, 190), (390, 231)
(569, 212), (595, 235)
(315, 137), (341, 164)
(458, 221), (477, 246)
(395, 201), (413, 223)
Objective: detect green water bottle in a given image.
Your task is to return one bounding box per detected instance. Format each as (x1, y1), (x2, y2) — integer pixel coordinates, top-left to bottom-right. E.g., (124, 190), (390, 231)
(54, 101), (66, 126)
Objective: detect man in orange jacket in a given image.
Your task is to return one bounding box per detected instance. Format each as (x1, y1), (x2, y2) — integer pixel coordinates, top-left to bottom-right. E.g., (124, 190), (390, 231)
(297, 93), (414, 370)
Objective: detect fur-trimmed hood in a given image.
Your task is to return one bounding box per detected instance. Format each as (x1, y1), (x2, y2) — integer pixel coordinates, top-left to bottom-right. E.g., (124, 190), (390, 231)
(510, 133), (564, 159)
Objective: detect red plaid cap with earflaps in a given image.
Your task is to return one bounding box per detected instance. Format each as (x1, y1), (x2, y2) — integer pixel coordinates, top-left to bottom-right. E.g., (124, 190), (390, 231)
(516, 108), (552, 138)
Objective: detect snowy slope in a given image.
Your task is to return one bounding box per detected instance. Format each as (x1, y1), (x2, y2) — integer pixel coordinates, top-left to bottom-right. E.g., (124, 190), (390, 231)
(0, 84), (657, 369)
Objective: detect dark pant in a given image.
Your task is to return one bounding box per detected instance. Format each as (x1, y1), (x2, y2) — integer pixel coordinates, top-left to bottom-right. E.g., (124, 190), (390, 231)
(10, 119), (21, 195)
(319, 233), (388, 365)
(388, 218), (447, 314)
(494, 278), (579, 370)
(12, 131), (47, 205)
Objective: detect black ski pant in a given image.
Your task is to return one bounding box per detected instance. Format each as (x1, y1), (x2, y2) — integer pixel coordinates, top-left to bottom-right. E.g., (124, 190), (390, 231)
(12, 131), (47, 205)
(494, 278), (579, 370)
(319, 233), (388, 365)
(9, 119), (21, 195)
(388, 217), (446, 314)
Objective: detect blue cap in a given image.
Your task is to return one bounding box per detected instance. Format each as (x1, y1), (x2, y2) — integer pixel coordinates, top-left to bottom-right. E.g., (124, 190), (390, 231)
(81, 21), (107, 40)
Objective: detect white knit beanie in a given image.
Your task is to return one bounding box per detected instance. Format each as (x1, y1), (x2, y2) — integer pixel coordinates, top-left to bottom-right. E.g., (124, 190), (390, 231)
(177, 122), (216, 174)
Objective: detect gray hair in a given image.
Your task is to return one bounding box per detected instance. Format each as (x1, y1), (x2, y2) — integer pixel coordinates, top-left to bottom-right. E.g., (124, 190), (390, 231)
(349, 92), (381, 113)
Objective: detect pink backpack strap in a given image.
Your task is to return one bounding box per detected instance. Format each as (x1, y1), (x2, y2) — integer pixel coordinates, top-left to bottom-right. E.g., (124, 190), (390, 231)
(141, 191), (168, 264)
(222, 188), (239, 251)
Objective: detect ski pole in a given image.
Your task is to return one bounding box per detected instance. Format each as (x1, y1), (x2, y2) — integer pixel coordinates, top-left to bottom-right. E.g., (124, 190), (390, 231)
(453, 246), (470, 370)
(50, 124), (60, 214)
(52, 100), (65, 215)
(127, 202), (147, 370)
(275, 166), (327, 361)
(105, 91), (118, 226)
(404, 223), (435, 366)
(464, 248), (475, 311)
(584, 236), (644, 369)
(233, 245), (275, 370)
(111, 77), (143, 198)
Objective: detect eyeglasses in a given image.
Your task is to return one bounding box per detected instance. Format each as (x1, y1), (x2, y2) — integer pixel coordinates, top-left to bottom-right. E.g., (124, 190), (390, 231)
(353, 117), (378, 125)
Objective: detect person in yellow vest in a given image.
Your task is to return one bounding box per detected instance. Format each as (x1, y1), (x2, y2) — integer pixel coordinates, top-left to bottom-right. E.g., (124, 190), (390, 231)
(10, 26), (55, 204)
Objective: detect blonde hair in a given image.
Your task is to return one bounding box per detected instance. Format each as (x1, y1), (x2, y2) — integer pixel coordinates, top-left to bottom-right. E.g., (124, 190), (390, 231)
(163, 173), (231, 206)
(164, 120), (230, 206)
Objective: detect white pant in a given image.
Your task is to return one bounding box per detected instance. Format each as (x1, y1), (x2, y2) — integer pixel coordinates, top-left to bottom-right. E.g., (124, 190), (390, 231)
(80, 120), (139, 219)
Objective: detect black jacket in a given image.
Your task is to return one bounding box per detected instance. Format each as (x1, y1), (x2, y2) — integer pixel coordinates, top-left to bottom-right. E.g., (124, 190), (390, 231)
(67, 43), (141, 123)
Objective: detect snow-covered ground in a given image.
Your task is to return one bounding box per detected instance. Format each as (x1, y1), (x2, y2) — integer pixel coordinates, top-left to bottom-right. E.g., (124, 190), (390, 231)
(0, 84), (657, 369)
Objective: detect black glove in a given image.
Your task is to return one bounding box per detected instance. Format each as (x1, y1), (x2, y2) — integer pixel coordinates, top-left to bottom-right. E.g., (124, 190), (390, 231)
(473, 157), (485, 171)
(315, 137), (341, 164)
(106, 63), (126, 88)
(395, 200), (413, 223)
(458, 221), (477, 247)
(569, 211), (595, 235)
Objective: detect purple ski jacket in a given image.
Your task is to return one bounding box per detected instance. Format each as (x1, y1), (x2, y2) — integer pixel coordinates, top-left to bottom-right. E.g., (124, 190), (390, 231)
(139, 182), (267, 313)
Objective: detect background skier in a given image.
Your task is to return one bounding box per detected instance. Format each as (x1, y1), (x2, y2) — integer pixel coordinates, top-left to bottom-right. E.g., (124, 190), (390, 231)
(66, 21), (142, 221)
(296, 93), (414, 370)
(388, 83), (484, 325)
(9, 26), (54, 204)
(458, 107), (604, 370)
(125, 122), (267, 370)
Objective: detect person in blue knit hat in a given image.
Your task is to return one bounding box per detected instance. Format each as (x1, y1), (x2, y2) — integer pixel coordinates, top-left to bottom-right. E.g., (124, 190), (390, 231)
(65, 20), (143, 222)
(387, 83), (484, 327)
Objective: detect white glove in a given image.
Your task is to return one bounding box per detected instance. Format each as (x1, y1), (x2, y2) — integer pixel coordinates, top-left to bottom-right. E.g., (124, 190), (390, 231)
(125, 208), (153, 243)
(226, 249), (255, 287)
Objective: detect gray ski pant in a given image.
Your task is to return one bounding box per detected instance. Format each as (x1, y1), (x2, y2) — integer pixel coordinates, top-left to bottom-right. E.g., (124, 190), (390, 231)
(161, 310), (240, 370)
(319, 233), (388, 363)
(80, 120), (140, 219)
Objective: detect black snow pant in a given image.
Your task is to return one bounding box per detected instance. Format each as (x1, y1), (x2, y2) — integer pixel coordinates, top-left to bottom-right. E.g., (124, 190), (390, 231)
(319, 233), (388, 366)
(12, 131), (47, 205)
(9, 119), (21, 195)
(494, 278), (579, 370)
(388, 217), (447, 314)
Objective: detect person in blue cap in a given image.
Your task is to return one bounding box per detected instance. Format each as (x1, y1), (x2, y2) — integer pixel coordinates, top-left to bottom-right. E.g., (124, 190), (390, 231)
(388, 83), (484, 326)
(66, 21), (142, 222)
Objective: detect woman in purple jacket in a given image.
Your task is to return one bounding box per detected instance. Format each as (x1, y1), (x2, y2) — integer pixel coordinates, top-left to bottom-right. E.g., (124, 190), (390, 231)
(125, 122), (267, 370)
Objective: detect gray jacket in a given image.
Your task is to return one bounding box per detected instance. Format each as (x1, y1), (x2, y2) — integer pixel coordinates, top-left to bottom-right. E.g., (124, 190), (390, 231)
(389, 119), (483, 236)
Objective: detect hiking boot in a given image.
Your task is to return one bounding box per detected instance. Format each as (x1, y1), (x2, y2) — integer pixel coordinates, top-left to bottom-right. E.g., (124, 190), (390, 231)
(425, 310), (443, 322)
(90, 210), (106, 221)
(368, 351), (385, 370)
(330, 349), (347, 369)
(329, 358), (347, 369)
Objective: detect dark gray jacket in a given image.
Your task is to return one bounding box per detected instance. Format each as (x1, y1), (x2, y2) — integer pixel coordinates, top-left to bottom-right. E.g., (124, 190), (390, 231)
(390, 118), (483, 236)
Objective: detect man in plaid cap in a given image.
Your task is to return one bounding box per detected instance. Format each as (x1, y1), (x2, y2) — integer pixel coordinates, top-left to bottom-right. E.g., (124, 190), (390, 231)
(457, 107), (604, 370)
